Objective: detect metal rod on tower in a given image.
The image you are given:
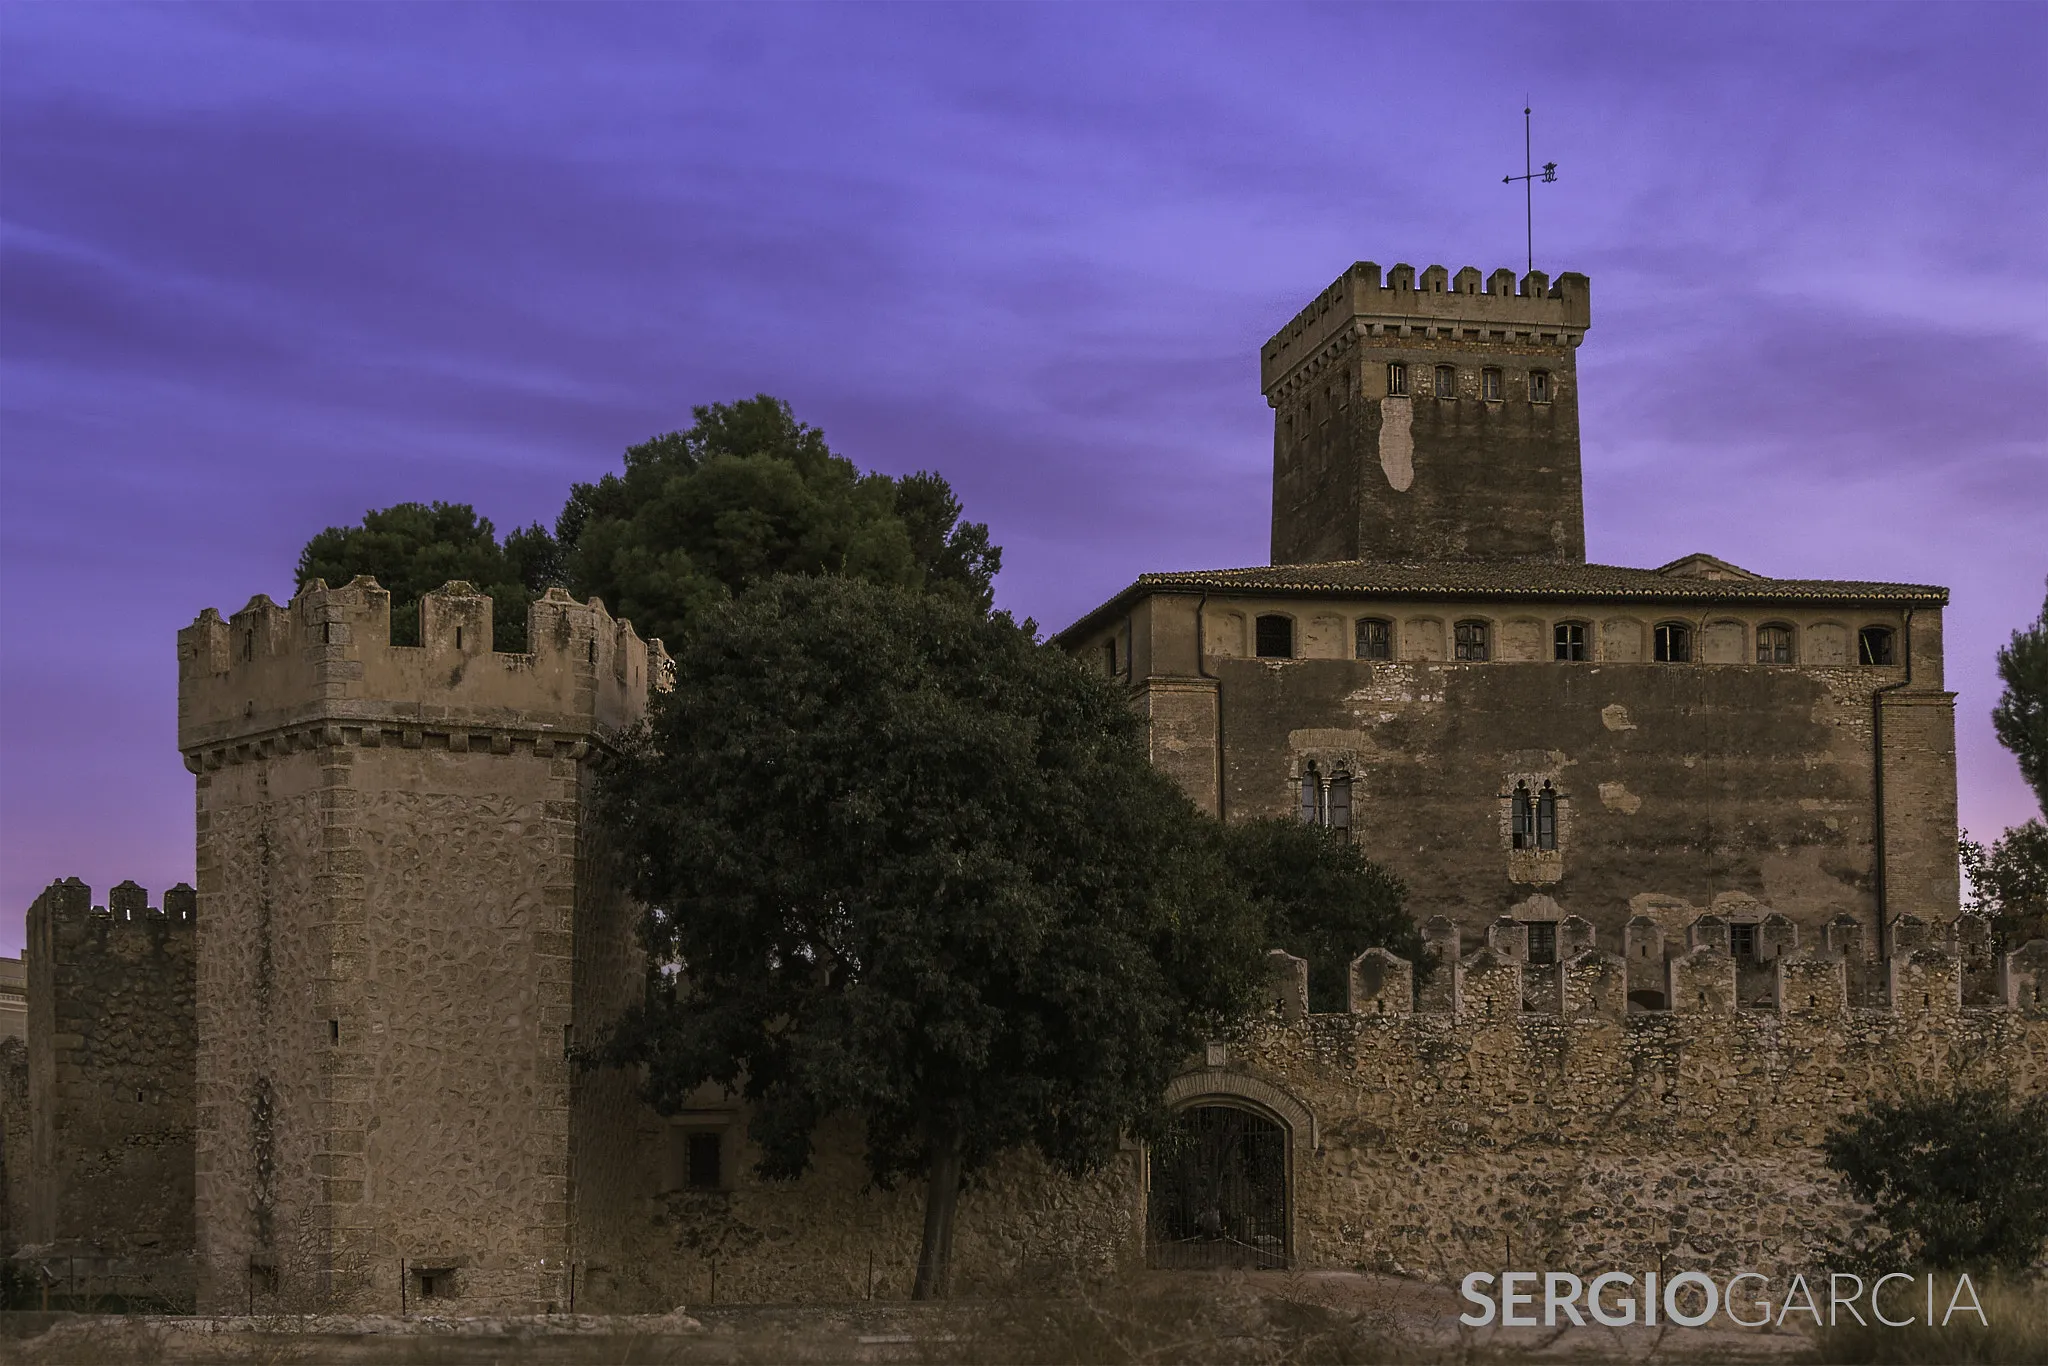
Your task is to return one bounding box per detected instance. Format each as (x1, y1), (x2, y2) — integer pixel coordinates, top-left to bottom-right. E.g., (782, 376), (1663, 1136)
(1502, 103), (1559, 277)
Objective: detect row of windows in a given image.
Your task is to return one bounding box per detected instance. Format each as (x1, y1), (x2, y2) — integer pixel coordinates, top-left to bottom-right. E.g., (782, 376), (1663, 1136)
(1253, 614), (1897, 666)
(1514, 917), (1770, 967)
(1386, 363), (1547, 403)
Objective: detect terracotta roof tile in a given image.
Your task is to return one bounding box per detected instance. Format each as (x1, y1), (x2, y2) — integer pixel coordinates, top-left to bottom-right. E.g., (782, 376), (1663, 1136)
(1057, 559), (1946, 641)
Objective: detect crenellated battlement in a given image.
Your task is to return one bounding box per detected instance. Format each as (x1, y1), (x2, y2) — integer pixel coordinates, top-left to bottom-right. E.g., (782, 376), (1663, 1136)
(177, 578), (671, 762)
(27, 877), (197, 939)
(1269, 908), (2048, 1023)
(1220, 913), (2046, 1285)
(1260, 259), (1591, 397)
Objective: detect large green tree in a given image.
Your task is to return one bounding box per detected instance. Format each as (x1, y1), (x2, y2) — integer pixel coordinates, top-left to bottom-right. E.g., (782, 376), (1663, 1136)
(1222, 818), (1421, 1012)
(295, 501), (556, 650)
(596, 575), (1265, 1299)
(295, 395), (998, 657)
(1992, 578), (2048, 813)
(1962, 579), (2048, 949)
(559, 396), (999, 649)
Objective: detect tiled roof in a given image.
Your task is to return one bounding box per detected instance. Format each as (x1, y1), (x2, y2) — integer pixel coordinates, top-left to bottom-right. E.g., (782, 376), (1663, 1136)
(1056, 558), (1947, 642)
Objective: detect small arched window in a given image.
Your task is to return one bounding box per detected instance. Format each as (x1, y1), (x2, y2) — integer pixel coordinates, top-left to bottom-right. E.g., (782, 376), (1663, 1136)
(1858, 627), (1896, 666)
(1434, 364), (1457, 398)
(1511, 782), (1535, 849)
(1481, 368), (1503, 401)
(1530, 370), (1552, 403)
(1454, 620), (1490, 661)
(1757, 623), (1794, 665)
(1255, 614), (1294, 659)
(1387, 362), (1408, 397)
(1355, 618), (1392, 660)
(1299, 760), (1323, 824)
(1654, 622), (1692, 662)
(1326, 772), (1352, 840)
(1535, 782), (1557, 850)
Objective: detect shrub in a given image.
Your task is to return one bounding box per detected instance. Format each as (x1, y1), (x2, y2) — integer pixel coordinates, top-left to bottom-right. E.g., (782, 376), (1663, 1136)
(1821, 1081), (2048, 1273)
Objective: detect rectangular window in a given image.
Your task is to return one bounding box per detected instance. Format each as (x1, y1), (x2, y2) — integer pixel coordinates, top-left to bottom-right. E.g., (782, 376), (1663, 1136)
(1434, 364), (1457, 398)
(1454, 621), (1490, 661)
(1757, 625), (1793, 664)
(1524, 921), (1557, 966)
(1355, 618), (1392, 660)
(1553, 623), (1587, 661)
(1858, 627), (1896, 666)
(1255, 615), (1294, 659)
(1530, 370), (1551, 403)
(687, 1132), (723, 1189)
(1654, 623), (1692, 663)
(1730, 923), (1758, 960)
(1481, 368), (1503, 401)
(1387, 362), (1408, 397)
(1103, 640), (1118, 676)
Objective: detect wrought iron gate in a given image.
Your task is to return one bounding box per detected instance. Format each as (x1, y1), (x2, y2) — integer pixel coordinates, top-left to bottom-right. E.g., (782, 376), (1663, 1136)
(1145, 1103), (1290, 1269)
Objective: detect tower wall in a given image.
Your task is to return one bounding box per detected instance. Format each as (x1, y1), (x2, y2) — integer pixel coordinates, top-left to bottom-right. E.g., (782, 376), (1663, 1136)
(178, 578), (663, 1313)
(18, 878), (196, 1299)
(1264, 261), (1590, 565)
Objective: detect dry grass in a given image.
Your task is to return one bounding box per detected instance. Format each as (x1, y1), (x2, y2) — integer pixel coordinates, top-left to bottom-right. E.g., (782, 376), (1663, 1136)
(1800, 1276), (2048, 1365)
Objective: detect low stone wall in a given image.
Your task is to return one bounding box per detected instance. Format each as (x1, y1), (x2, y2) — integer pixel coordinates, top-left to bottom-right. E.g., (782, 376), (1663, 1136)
(587, 929), (2047, 1305)
(1247, 933), (2048, 1281)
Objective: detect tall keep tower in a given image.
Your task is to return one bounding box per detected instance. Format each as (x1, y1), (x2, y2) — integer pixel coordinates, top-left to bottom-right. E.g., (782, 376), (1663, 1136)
(177, 577), (663, 1312)
(1263, 261), (1590, 564)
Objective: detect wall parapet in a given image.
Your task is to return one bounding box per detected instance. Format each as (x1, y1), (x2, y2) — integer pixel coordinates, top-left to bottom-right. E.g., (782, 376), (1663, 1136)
(177, 579), (670, 756)
(1286, 908), (2039, 1022)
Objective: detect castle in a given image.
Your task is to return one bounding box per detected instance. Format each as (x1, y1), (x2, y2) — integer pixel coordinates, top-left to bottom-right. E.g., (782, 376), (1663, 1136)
(3, 261), (2043, 1314)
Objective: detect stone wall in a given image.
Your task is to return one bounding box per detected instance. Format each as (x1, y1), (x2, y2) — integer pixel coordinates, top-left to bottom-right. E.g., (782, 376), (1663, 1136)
(17, 878), (196, 1296)
(1245, 928), (2048, 1281)
(1074, 590), (1957, 954)
(575, 1111), (1136, 1312)
(0, 1036), (26, 1255)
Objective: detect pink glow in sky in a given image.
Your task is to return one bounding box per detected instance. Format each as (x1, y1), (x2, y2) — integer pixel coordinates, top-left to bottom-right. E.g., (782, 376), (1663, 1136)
(3, 4), (2045, 951)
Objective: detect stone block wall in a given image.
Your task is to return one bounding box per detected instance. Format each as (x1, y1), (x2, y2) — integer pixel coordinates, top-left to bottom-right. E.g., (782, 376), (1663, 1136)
(1246, 917), (2047, 1282)
(18, 878), (196, 1295)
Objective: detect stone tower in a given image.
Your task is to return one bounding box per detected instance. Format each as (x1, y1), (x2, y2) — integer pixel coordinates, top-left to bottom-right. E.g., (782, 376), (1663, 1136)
(1262, 261), (1591, 565)
(177, 577), (663, 1313)
(22, 878), (196, 1297)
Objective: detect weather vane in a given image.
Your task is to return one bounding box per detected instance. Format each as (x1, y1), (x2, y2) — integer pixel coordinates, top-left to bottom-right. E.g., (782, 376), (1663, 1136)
(1501, 102), (1558, 276)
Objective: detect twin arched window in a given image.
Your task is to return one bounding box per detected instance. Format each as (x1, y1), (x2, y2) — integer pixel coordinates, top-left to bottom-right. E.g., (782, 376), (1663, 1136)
(1511, 780), (1558, 851)
(1298, 760), (1352, 840)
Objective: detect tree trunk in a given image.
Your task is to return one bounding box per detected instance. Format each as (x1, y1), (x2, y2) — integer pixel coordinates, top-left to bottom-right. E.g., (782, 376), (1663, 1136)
(911, 1121), (964, 1300)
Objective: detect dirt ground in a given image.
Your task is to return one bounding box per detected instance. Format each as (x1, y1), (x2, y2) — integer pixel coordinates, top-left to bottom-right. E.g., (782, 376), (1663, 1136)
(0, 1270), (1812, 1365)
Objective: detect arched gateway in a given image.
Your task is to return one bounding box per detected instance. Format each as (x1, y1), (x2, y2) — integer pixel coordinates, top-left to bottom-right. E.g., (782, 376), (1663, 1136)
(1145, 1072), (1311, 1270)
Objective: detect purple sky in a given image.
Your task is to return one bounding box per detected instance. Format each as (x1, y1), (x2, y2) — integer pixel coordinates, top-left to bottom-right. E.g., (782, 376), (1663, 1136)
(3, 3), (2044, 953)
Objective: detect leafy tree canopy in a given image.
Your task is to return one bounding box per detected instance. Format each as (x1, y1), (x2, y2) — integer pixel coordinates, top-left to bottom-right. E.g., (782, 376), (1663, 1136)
(1823, 1081), (2048, 1272)
(559, 396), (1000, 649)
(295, 501), (555, 650)
(1960, 821), (2048, 950)
(1222, 818), (1422, 1012)
(596, 575), (1265, 1298)
(1992, 578), (2048, 814)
